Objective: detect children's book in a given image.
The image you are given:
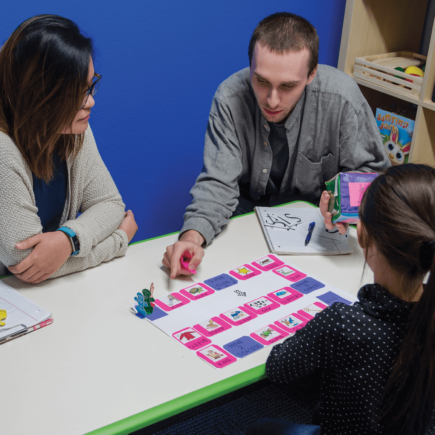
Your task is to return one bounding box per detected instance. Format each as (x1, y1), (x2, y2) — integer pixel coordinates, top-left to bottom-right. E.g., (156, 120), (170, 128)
(255, 207), (352, 255)
(375, 108), (415, 166)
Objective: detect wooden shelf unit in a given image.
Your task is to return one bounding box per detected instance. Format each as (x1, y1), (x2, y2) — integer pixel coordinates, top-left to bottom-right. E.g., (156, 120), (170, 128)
(338, 0), (435, 167)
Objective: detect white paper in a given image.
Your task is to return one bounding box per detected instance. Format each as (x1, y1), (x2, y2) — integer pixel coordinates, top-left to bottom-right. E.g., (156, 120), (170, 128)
(0, 281), (52, 340)
(255, 207), (352, 255)
(146, 254), (358, 369)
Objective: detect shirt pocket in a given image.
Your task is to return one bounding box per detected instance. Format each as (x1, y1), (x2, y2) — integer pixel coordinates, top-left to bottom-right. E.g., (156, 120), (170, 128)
(295, 152), (336, 197)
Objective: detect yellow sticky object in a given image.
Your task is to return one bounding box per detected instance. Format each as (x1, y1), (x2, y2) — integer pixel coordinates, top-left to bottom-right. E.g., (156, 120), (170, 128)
(0, 309), (7, 326)
(404, 66), (424, 77)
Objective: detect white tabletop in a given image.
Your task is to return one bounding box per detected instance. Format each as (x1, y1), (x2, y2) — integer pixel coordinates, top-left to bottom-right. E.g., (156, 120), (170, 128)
(1, 203), (373, 435)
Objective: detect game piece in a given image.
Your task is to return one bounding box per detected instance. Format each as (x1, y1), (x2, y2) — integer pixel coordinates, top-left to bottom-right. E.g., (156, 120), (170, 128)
(180, 250), (197, 274)
(142, 283), (155, 315)
(0, 309), (7, 327)
(326, 172), (378, 223)
(133, 292), (148, 319)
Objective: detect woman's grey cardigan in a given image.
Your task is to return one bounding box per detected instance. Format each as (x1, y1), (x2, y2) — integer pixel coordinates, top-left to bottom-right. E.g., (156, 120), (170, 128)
(0, 126), (129, 279)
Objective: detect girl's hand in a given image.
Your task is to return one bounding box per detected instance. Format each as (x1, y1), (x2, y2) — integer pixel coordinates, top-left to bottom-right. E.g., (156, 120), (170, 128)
(119, 210), (138, 242)
(319, 190), (348, 235)
(9, 232), (73, 284)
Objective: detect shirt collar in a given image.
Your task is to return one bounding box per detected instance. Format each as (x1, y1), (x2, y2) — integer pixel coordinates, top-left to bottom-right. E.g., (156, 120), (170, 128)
(357, 283), (415, 322)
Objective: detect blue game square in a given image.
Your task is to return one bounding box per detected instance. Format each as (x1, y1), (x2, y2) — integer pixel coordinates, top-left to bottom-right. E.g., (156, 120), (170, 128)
(223, 336), (263, 358)
(290, 277), (325, 295)
(317, 291), (352, 306)
(146, 306), (168, 321)
(204, 273), (238, 291)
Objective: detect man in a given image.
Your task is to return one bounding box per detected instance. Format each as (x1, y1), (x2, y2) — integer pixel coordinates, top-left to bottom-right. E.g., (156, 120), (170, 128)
(162, 12), (389, 278)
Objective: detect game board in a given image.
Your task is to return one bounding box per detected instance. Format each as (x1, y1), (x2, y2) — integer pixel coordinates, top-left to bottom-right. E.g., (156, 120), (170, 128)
(146, 254), (357, 369)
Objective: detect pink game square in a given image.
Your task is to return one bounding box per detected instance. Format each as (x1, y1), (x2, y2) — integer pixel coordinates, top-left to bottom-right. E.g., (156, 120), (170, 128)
(250, 324), (289, 346)
(193, 316), (232, 337)
(243, 296), (280, 315)
(274, 313), (308, 333)
(229, 264), (261, 281)
(251, 255), (284, 271)
(155, 292), (190, 312)
(180, 283), (215, 301)
(272, 265), (306, 282)
(172, 328), (211, 351)
(298, 302), (328, 320)
(220, 307), (257, 326)
(267, 287), (304, 305)
(197, 345), (237, 369)
(349, 182), (371, 207)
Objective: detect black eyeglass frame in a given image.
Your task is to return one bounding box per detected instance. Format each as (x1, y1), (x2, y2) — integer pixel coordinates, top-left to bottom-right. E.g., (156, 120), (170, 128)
(80, 73), (102, 109)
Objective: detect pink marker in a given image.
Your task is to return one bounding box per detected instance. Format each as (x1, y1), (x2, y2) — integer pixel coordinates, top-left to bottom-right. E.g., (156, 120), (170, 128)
(180, 250), (197, 274)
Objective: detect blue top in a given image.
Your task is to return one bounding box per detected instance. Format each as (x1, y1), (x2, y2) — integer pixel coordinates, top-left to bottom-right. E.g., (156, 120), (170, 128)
(32, 153), (68, 233)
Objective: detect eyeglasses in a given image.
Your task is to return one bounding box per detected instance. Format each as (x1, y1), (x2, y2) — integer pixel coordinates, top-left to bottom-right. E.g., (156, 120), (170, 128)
(80, 73), (102, 109)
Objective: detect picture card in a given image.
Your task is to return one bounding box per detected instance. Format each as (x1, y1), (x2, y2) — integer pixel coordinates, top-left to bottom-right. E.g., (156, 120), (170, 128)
(223, 336), (263, 358)
(317, 291), (352, 306)
(204, 273), (238, 291)
(180, 283), (215, 301)
(251, 255), (284, 271)
(155, 292), (190, 312)
(172, 328), (211, 351)
(193, 316), (232, 337)
(220, 307), (257, 326)
(229, 264), (261, 281)
(251, 324), (289, 346)
(297, 302), (328, 320)
(197, 345), (237, 369)
(243, 296), (279, 315)
(290, 277), (325, 295)
(274, 313), (308, 333)
(267, 287), (303, 305)
(273, 265), (306, 282)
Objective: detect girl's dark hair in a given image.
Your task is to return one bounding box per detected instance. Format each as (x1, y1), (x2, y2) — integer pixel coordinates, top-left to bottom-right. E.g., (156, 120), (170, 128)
(359, 164), (435, 435)
(0, 15), (93, 181)
(248, 12), (319, 76)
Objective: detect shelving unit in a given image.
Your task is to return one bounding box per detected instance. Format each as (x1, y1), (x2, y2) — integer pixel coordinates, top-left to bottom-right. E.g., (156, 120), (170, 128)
(338, 0), (435, 166)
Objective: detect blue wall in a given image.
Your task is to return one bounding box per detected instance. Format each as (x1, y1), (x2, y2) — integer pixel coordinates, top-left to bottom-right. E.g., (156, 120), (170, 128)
(1, 0), (346, 243)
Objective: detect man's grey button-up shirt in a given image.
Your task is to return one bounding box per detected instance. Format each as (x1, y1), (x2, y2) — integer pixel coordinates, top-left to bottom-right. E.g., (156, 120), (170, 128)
(181, 65), (390, 246)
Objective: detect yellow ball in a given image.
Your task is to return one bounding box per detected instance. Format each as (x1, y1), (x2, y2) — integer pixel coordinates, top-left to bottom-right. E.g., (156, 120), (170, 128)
(404, 66), (424, 77)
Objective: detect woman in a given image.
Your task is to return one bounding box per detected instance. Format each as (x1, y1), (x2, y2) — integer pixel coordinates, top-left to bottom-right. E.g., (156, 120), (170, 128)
(0, 15), (137, 283)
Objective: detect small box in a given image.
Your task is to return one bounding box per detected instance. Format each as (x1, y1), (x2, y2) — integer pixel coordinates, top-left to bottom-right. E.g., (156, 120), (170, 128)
(353, 51), (426, 98)
(376, 108), (414, 166)
(325, 172), (378, 224)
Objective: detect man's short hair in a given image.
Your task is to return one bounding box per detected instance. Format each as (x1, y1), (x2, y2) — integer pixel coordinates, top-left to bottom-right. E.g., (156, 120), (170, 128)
(248, 12), (319, 76)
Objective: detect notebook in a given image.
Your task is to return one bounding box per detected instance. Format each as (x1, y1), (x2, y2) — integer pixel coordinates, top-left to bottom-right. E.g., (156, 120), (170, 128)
(255, 206), (353, 255)
(0, 280), (52, 343)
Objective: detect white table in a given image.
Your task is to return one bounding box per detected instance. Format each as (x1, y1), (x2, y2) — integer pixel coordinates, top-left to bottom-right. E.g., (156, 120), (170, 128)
(1, 202), (373, 435)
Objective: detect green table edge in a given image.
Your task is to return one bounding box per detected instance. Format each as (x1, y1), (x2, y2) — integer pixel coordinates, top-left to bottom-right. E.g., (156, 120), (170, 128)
(86, 364), (266, 435)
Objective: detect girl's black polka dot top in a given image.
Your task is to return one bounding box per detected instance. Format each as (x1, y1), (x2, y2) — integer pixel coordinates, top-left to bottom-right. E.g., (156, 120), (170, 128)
(266, 284), (435, 434)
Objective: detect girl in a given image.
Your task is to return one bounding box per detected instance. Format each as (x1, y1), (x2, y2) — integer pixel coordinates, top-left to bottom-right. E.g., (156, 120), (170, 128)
(249, 164), (435, 434)
(0, 15), (137, 283)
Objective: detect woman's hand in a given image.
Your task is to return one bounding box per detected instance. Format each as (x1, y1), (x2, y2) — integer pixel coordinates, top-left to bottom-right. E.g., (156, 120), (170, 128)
(119, 210), (138, 242)
(9, 231), (73, 284)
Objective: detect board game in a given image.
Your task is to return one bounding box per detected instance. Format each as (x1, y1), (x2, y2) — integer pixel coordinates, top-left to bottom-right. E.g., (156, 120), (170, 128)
(145, 254), (357, 369)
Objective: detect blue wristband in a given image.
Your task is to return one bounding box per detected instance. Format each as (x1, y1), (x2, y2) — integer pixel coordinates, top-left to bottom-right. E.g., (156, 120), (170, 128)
(56, 227), (80, 256)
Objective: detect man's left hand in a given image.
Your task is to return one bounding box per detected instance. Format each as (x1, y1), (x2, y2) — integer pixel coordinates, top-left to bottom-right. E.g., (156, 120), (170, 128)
(9, 232), (73, 284)
(319, 190), (348, 235)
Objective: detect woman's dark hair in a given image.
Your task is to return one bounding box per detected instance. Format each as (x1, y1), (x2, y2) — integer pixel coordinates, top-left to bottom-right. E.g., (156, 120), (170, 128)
(248, 12), (319, 76)
(0, 15), (93, 181)
(359, 164), (435, 435)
